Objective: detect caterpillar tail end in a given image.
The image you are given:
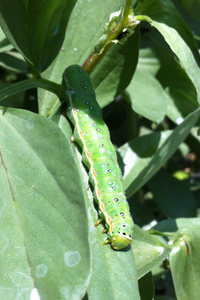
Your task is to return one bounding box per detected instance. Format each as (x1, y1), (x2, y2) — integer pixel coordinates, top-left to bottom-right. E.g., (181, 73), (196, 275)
(110, 235), (132, 250)
(103, 236), (132, 250)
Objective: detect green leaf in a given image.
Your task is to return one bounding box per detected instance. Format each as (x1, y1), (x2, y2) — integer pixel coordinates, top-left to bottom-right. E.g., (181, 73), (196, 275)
(0, 81), (26, 109)
(154, 48), (198, 124)
(0, 27), (13, 53)
(0, 108), (90, 299)
(88, 238), (140, 300)
(147, 170), (197, 218)
(153, 218), (200, 300)
(118, 130), (172, 195)
(138, 272), (154, 300)
(0, 0), (77, 76)
(135, 0), (200, 104)
(123, 68), (167, 123)
(132, 225), (171, 279)
(137, 32), (199, 124)
(0, 78), (62, 104)
(0, 52), (28, 74)
(129, 195), (155, 228)
(120, 107), (200, 198)
(91, 26), (140, 108)
(171, 0), (200, 37)
(165, 219), (200, 300)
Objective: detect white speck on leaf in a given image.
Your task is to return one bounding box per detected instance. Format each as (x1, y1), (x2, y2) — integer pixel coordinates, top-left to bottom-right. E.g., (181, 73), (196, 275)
(35, 264), (48, 278)
(64, 251), (81, 267)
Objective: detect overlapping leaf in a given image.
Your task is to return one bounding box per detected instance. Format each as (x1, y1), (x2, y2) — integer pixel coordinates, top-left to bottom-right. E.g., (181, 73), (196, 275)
(0, 0), (77, 76)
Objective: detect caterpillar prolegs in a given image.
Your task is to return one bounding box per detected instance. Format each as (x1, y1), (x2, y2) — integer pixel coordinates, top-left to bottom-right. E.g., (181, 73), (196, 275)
(62, 64), (134, 250)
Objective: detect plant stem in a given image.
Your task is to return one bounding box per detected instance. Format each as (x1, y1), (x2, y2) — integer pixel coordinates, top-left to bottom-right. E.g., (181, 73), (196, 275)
(135, 15), (152, 24)
(149, 229), (174, 237)
(83, 0), (133, 74)
(0, 78), (62, 103)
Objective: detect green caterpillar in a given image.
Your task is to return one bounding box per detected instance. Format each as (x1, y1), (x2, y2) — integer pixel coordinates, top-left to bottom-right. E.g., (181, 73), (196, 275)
(62, 64), (134, 250)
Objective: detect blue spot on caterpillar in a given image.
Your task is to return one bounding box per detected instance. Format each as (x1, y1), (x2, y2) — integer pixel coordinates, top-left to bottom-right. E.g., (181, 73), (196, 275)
(62, 64), (134, 250)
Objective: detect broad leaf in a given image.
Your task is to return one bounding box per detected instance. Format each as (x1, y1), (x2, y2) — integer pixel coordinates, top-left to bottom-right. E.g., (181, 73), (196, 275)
(0, 0), (77, 76)
(169, 219), (200, 300)
(92, 27), (140, 109)
(153, 218), (200, 300)
(0, 108), (91, 300)
(138, 272), (154, 300)
(124, 68), (167, 123)
(132, 226), (170, 279)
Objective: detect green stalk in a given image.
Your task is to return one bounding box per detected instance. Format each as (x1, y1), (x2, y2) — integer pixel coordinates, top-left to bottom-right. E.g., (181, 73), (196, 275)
(83, 0), (133, 74)
(0, 78), (62, 103)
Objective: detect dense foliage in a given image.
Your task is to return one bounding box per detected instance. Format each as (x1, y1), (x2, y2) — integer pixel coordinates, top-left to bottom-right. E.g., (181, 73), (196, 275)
(0, 1), (199, 299)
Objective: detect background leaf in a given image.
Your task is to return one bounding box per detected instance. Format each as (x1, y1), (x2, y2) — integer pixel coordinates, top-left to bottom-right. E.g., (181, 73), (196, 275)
(133, 31), (199, 124)
(171, 0), (200, 37)
(124, 68), (167, 123)
(91, 27), (140, 108)
(147, 170), (197, 218)
(138, 272), (154, 300)
(0, 27), (13, 53)
(121, 107), (200, 197)
(0, 0), (77, 75)
(132, 226), (170, 279)
(154, 219), (200, 300)
(0, 0), (200, 298)
(169, 219), (200, 300)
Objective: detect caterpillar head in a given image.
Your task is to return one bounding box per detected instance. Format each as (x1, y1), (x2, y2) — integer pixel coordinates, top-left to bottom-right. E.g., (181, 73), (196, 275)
(110, 235), (131, 250)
